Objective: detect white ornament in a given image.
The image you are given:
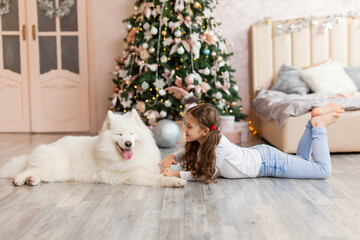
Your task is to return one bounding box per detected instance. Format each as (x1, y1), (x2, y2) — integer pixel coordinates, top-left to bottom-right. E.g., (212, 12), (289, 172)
(149, 47), (156, 54)
(121, 98), (132, 108)
(142, 43), (149, 49)
(142, 81), (149, 90)
(159, 89), (166, 96)
(168, 21), (174, 28)
(203, 67), (211, 75)
(174, 30), (182, 37)
(232, 85), (239, 91)
(163, 37), (173, 46)
(215, 92), (223, 99)
(177, 46), (185, 55)
(160, 56), (168, 63)
(151, 27), (158, 35)
(143, 22), (151, 30)
(185, 74), (194, 85)
(160, 110), (167, 118)
(154, 78), (166, 89)
(164, 100), (172, 107)
(126, 23), (132, 30)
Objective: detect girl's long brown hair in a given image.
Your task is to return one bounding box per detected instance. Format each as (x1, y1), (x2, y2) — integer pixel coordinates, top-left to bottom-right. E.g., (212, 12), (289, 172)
(180, 103), (221, 183)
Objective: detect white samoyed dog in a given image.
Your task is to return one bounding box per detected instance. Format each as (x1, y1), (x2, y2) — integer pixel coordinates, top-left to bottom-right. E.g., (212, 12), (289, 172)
(0, 110), (186, 188)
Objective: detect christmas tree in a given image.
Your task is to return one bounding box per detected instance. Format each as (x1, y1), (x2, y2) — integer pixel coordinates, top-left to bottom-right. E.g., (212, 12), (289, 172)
(110, 0), (246, 126)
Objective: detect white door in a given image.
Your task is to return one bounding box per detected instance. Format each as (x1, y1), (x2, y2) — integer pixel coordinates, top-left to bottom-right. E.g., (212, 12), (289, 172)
(27, 0), (89, 132)
(0, 0), (30, 131)
(0, 0), (90, 132)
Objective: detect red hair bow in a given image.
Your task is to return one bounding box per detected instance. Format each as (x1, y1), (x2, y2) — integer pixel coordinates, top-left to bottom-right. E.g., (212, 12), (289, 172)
(210, 126), (217, 131)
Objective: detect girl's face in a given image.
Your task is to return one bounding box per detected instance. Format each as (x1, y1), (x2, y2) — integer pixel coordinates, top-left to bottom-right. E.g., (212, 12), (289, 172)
(183, 113), (209, 144)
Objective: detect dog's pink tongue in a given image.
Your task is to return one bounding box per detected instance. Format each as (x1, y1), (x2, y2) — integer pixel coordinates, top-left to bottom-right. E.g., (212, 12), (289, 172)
(123, 149), (133, 159)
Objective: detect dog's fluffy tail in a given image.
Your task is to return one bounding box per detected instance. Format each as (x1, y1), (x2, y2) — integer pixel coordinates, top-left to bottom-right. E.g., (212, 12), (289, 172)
(0, 154), (28, 178)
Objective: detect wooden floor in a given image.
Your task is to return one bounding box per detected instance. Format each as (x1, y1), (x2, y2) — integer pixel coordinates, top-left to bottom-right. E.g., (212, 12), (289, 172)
(0, 133), (359, 240)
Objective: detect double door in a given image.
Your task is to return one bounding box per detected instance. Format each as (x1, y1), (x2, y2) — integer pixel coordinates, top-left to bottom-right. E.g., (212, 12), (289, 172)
(0, 0), (89, 132)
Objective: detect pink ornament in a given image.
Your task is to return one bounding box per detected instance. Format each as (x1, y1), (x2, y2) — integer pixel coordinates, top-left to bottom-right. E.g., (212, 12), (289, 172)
(185, 74), (194, 85)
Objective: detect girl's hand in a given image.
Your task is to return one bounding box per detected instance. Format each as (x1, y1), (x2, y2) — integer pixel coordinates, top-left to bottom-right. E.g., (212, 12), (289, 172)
(159, 154), (178, 173)
(161, 168), (180, 178)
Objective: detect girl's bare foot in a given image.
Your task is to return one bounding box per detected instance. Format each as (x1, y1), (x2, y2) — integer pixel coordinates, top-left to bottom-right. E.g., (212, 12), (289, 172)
(311, 103), (345, 118)
(311, 112), (340, 128)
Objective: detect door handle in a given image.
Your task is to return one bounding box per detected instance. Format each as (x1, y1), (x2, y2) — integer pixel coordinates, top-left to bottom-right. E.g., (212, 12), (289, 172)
(32, 24), (36, 40)
(22, 25), (26, 40)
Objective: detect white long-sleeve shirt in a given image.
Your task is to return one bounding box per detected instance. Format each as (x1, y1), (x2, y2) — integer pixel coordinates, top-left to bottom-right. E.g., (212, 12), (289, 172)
(172, 134), (262, 181)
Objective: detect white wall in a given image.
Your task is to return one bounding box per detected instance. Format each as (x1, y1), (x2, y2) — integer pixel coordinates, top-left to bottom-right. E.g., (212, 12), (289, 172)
(90, 0), (360, 131)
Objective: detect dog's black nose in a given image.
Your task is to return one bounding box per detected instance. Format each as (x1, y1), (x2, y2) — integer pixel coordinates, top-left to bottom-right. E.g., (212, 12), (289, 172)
(125, 141), (132, 148)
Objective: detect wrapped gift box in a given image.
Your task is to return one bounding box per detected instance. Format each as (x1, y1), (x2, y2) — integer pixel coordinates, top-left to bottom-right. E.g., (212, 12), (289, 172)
(222, 130), (241, 144)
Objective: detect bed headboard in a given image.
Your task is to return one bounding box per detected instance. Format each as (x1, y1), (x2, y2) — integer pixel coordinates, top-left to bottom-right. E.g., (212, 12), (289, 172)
(250, 16), (360, 96)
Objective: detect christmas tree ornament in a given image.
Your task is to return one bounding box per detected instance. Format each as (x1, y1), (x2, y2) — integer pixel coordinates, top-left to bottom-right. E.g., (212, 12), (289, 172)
(164, 100), (172, 107)
(142, 81), (149, 90)
(174, 30), (182, 37)
(232, 85), (239, 91)
(143, 22), (150, 30)
(154, 78), (166, 89)
(136, 101), (146, 113)
(185, 15), (191, 22)
(177, 46), (185, 55)
(152, 119), (180, 148)
(211, 51), (217, 57)
(203, 48), (210, 56)
(149, 47), (156, 54)
(129, 45), (135, 51)
(159, 89), (166, 96)
(193, 1), (200, 9)
(215, 92), (222, 99)
(126, 23), (133, 30)
(161, 30), (167, 36)
(203, 67), (211, 75)
(185, 74), (194, 85)
(168, 21), (174, 28)
(231, 101), (237, 107)
(160, 55), (168, 63)
(140, 49), (150, 60)
(142, 43), (149, 49)
(217, 56), (223, 62)
(150, 27), (158, 35)
(160, 110), (167, 118)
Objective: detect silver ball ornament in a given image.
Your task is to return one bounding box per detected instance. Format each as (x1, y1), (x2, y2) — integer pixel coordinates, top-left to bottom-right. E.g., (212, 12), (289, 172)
(177, 46), (185, 55)
(160, 56), (168, 63)
(160, 110), (167, 118)
(164, 100), (172, 107)
(174, 30), (182, 37)
(126, 23), (133, 30)
(150, 27), (158, 35)
(149, 47), (156, 54)
(152, 120), (180, 148)
(142, 43), (149, 49)
(232, 85), (239, 91)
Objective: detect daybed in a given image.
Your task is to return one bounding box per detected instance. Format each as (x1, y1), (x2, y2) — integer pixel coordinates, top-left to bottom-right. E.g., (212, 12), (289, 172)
(249, 16), (360, 153)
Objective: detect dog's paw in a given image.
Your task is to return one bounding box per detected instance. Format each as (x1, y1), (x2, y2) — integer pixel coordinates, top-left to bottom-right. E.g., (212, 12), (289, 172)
(162, 177), (187, 188)
(26, 176), (41, 186)
(12, 176), (25, 186)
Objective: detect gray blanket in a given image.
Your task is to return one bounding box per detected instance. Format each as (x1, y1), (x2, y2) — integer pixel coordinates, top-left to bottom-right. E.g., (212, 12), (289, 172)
(252, 89), (360, 127)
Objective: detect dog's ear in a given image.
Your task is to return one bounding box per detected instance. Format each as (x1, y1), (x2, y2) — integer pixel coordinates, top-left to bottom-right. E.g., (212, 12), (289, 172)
(102, 110), (115, 130)
(130, 108), (143, 125)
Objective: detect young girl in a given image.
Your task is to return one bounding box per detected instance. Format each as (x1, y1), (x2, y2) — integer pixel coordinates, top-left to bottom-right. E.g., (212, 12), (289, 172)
(159, 103), (344, 183)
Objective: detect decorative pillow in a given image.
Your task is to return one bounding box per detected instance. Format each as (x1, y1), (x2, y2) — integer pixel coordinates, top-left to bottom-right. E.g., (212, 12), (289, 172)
(271, 64), (310, 95)
(301, 61), (358, 96)
(344, 66), (360, 90)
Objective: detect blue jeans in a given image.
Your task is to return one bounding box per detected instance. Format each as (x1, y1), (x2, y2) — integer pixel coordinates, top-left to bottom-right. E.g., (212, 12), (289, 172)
(253, 120), (331, 179)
